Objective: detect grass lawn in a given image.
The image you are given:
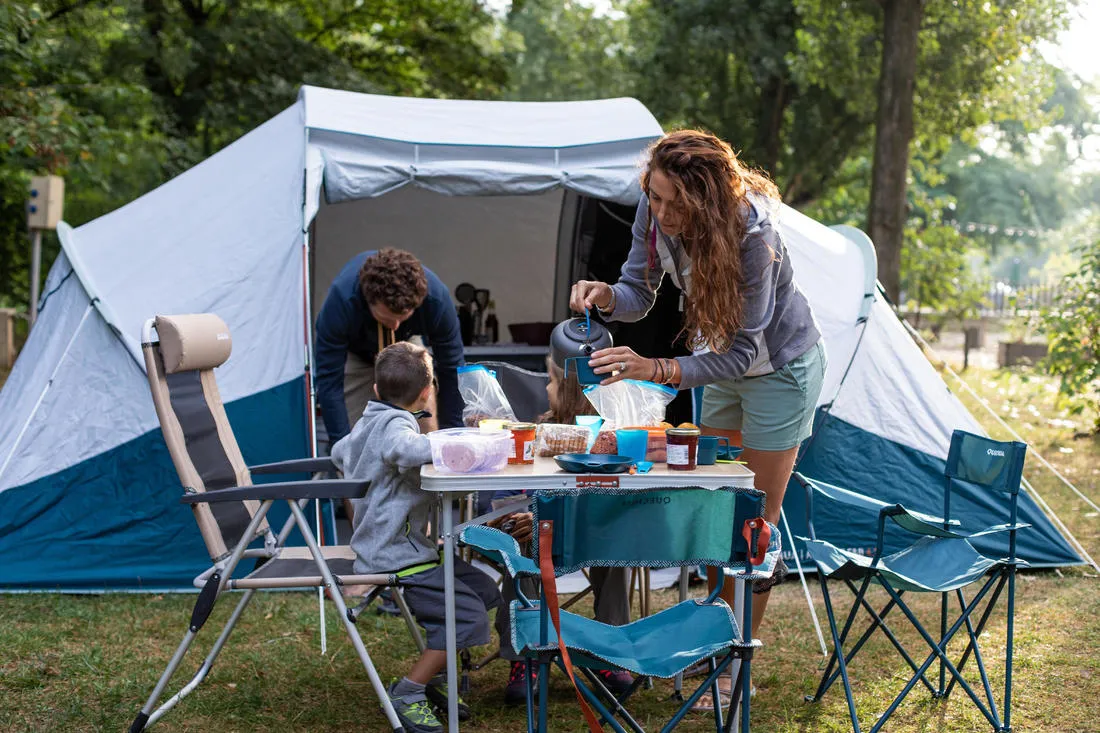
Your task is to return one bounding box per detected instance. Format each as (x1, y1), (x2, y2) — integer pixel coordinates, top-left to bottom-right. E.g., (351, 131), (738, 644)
(1, 366), (1097, 732)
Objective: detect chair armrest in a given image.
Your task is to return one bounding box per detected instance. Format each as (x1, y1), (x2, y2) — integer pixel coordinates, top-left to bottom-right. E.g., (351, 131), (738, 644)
(884, 505), (964, 538)
(181, 479), (368, 504)
(797, 473), (962, 541)
(248, 457), (336, 475)
(969, 522), (1031, 537)
(460, 525), (539, 577)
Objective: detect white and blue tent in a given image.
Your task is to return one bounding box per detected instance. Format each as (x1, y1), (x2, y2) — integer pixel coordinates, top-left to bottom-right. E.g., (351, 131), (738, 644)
(0, 86), (1081, 591)
(770, 212), (1084, 568)
(0, 87), (665, 590)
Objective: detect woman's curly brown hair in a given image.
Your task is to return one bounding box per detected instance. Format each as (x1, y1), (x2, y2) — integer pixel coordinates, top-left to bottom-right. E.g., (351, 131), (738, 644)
(359, 248), (429, 313)
(642, 130), (780, 353)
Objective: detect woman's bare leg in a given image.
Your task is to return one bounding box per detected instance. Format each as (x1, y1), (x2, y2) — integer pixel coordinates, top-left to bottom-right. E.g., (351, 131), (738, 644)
(701, 426), (797, 638)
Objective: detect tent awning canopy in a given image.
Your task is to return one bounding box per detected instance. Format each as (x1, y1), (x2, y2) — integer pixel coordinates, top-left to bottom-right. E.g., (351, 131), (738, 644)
(299, 86), (662, 148)
(300, 85), (663, 210)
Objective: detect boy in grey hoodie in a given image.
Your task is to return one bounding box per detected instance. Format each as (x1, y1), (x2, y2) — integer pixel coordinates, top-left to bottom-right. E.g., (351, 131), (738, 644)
(332, 342), (500, 733)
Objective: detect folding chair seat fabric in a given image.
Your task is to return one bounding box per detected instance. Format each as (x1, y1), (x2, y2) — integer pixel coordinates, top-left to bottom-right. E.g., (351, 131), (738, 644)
(803, 535), (1000, 593)
(510, 599), (745, 679)
(129, 314), (410, 732)
(798, 430), (1029, 733)
(474, 360), (550, 422)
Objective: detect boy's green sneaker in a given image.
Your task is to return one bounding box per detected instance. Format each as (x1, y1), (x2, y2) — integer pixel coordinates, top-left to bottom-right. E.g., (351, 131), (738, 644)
(386, 681), (443, 733)
(425, 674), (472, 721)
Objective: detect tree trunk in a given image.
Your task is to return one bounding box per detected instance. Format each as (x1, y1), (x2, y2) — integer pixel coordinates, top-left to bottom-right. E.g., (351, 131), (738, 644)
(868, 0), (924, 303)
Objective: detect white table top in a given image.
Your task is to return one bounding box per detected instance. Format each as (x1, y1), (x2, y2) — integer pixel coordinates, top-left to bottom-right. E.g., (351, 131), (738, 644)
(420, 457), (755, 493)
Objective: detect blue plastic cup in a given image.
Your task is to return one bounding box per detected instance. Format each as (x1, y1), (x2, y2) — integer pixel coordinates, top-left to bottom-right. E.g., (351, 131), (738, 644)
(575, 415), (604, 447)
(615, 429), (649, 462)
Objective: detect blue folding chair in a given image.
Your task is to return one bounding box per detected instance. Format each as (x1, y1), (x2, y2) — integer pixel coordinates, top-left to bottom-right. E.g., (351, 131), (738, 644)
(462, 485), (781, 733)
(797, 430), (1029, 732)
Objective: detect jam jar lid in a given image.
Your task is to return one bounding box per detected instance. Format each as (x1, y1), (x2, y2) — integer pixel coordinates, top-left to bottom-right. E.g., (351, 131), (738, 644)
(665, 427), (701, 437)
(505, 422), (537, 431)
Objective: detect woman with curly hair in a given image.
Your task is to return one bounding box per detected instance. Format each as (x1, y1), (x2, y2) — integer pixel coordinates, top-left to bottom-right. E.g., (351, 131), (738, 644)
(571, 129), (826, 703)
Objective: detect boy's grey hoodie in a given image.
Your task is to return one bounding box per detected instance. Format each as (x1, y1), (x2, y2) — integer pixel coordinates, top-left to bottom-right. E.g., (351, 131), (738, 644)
(331, 401), (435, 575)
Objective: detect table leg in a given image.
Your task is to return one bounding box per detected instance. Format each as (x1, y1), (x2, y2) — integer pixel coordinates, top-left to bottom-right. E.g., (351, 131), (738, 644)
(731, 575), (746, 726)
(673, 566), (689, 697)
(442, 494), (459, 732)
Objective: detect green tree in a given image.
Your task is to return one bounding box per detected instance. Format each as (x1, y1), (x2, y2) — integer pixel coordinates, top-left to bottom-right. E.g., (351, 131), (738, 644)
(793, 0), (1072, 301)
(504, 0), (637, 102)
(1, 0), (510, 314)
(634, 0), (871, 206)
(1041, 237), (1100, 432)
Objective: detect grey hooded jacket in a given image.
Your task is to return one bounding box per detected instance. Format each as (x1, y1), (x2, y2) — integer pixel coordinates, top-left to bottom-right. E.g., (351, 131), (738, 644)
(331, 401), (436, 575)
(607, 195), (821, 390)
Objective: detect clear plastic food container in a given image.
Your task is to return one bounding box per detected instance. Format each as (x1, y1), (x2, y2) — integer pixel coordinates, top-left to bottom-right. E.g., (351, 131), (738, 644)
(428, 428), (512, 475)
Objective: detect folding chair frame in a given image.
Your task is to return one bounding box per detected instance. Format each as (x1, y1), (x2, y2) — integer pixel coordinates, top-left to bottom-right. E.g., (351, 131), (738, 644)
(132, 315), (423, 731)
(798, 430), (1028, 733)
(130, 476), (411, 732)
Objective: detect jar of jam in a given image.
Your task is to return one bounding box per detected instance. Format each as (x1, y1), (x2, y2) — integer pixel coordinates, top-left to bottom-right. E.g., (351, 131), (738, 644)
(665, 427), (700, 470)
(506, 422), (537, 465)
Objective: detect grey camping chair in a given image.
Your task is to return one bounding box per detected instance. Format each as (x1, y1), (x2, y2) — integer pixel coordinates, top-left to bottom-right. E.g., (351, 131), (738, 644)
(130, 314), (417, 732)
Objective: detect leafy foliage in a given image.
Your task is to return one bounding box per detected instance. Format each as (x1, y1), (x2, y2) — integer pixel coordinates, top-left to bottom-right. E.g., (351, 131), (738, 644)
(503, 0), (637, 102)
(0, 0), (508, 313)
(793, 0), (1073, 298)
(1041, 238), (1100, 432)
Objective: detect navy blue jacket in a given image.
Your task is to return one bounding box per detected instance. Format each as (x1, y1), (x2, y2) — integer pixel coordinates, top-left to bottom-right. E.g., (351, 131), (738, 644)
(314, 252), (464, 444)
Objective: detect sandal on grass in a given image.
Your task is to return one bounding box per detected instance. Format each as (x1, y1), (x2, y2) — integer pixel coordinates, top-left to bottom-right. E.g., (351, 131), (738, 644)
(689, 678), (756, 713)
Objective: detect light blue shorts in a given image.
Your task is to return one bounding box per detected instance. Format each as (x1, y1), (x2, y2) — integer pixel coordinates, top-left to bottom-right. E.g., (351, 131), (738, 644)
(700, 340), (827, 452)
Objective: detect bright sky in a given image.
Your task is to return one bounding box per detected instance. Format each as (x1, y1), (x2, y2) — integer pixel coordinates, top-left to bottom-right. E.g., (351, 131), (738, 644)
(1041, 0), (1100, 81)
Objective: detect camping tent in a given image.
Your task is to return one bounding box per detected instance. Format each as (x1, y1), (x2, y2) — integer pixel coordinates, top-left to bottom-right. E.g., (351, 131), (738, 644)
(766, 211), (1083, 567)
(0, 87), (664, 590)
(0, 86), (1080, 591)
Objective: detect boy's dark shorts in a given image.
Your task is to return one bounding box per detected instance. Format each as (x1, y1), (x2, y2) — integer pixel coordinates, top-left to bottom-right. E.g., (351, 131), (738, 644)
(400, 557), (502, 651)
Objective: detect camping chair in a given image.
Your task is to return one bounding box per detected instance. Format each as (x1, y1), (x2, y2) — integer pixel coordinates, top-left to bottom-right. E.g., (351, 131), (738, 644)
(131, 314), (416, 732)
(797, 430), (1029, 733)
(462, 484), (781, 733)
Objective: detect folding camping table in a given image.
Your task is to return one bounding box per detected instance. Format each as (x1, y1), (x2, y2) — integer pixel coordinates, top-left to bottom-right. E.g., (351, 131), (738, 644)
(420, 458), (757, 732)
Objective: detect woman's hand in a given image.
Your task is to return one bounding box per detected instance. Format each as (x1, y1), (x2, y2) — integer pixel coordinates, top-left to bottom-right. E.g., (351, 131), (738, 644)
(587, 346), (658, 386)
(570, 280), (613, 313)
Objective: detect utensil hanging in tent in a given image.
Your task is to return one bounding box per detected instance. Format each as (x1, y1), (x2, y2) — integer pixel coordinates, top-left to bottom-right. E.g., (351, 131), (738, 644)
(474, 288), (491, 344)
(454, 282), (476, 346)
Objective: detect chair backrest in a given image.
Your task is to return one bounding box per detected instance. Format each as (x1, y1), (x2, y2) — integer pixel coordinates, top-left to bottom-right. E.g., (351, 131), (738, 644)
(944, 430), (1027, 522)
(141, 314), (268, 561)
(477, 360), (551, 422)
(533, 486), (765, 575)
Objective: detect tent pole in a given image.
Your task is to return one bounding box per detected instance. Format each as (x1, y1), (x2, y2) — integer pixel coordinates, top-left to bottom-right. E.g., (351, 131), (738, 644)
(900, 318), (1100, 574)
(0, 305), (92, 487)
(781, 508), (828, 656)
(302, 127), (328, 654)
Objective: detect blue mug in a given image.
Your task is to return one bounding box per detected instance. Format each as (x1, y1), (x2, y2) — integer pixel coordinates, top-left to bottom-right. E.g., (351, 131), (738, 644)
(697, 435), (722, 465)
(698, 436), (744, 464)
(564, 356), (602, 386)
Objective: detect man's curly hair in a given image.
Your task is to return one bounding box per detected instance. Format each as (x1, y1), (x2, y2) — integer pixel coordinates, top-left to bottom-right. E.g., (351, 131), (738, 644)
(359, 248), (428, 313)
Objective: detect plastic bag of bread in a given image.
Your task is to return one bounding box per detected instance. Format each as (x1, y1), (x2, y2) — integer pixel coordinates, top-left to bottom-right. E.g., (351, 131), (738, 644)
(458, 365), (516, 427)
(534, 424), (591, 457)
(583, 380), (677, 430)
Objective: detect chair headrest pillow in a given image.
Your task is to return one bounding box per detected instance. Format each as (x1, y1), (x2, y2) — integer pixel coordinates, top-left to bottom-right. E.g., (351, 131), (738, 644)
(155, 314), (232, 374)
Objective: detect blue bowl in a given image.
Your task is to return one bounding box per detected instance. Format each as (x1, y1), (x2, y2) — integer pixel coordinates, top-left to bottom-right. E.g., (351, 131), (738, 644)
(718, 444), (745, 461)
(553, 453), (634, 474)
